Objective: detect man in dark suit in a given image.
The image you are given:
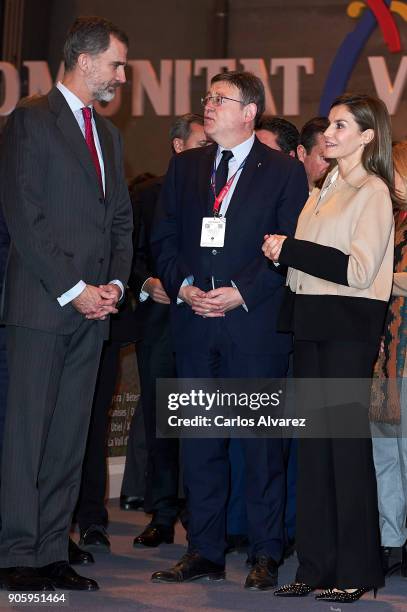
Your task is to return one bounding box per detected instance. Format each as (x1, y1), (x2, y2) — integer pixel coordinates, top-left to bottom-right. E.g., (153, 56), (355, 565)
(0, 17), (132, 592)
(128, 114), (208, 548)
(151, 71), (308, 590)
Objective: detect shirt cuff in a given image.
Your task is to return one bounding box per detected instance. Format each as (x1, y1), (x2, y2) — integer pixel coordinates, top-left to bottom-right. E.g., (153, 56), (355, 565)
(177, 275), (194, 304)
(231, 280), (248, 312)
(57, 280), (86, 307)
(109, 279), (124, 300)
(139, 277), (153, 302)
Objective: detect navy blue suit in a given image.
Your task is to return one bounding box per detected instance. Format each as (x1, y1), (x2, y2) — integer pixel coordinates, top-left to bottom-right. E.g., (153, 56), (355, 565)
(152, 137), (308, 564)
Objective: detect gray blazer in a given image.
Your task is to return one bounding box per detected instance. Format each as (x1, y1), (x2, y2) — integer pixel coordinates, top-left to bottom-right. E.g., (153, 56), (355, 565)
(0, 87), (133, 335)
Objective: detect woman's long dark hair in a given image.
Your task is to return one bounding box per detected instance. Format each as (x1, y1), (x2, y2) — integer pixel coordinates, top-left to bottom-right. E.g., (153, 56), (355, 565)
(392, 142), (407, 225)
(331, 93), (400, 206)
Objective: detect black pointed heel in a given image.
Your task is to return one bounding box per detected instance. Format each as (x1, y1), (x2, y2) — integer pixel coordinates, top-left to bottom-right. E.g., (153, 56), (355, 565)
(315, 587), (377, 602)
(274, 582), (314, 597)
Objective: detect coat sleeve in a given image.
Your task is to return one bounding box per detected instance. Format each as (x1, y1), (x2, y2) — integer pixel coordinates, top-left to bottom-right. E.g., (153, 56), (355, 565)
(232, 159), (309, 310)
(0, 107), (83, 298)
(150, 156), (192, 301)
(279, 188), (394, 289)
(106, 130), (133, 288)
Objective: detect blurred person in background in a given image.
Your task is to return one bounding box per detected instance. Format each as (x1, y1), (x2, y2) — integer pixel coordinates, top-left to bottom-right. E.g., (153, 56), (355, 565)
(128, 114), (209, 549)
(371, 141), (407, 576)
(297, 116), (330, 193)
(256, 116), (299, 157)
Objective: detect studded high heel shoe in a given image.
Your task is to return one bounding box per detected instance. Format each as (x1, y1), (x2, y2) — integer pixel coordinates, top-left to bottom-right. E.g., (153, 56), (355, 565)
(274, 582), (314, 597)
(315, 587), (377, 602)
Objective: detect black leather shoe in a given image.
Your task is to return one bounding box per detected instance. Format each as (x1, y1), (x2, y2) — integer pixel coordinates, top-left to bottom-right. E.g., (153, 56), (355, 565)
(40, 561), (98, 591)
(69, 538), (94, 565)
(151, 552), (225, 583)
(225, 534), (249, 554)
(244, 555), (278, 590)
(134, 524), (174, 548)
(79, 525), (110, 554)
(120, 495), (144, 511)
(6, 567), (54, 591)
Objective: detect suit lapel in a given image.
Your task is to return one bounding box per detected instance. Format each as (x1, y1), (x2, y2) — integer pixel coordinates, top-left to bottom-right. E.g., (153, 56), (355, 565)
(198, 143), (217, 214)
(225, 137), (265, 223)
(48, 88), (105, 199)
(94, 111), (115, 203)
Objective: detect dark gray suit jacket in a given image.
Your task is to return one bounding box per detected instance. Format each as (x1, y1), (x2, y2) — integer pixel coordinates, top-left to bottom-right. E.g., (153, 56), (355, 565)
(0, 87), (133, 335)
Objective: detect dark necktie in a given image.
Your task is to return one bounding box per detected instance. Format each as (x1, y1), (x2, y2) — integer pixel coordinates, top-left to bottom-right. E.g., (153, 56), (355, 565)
(81, 107), (103, 194)
(215, 149), (234, 196)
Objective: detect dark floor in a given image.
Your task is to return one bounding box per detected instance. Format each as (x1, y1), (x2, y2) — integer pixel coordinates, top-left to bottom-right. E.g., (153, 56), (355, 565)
(1, 500), (406, 611)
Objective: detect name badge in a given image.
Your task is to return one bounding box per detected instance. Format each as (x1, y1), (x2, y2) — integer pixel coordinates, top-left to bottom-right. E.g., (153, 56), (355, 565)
(200, 217), (226, 247)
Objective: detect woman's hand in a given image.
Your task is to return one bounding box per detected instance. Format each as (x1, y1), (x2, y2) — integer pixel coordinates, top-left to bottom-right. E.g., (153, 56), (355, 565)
(262, 234), (287, 262)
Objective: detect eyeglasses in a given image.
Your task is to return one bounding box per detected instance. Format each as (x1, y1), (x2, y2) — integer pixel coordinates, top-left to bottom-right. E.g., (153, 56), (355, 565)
(201, 94), (244, 107)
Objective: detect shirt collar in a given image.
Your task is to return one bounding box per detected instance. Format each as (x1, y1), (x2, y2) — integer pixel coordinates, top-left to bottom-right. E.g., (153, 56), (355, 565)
(57, 81), (93, 114)
(218, 132), (255, 166)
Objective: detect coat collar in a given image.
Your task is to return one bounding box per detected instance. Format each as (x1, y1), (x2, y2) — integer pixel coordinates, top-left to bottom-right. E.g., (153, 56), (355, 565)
(48, 87), (113, 201)
(340, 162), (371, 190)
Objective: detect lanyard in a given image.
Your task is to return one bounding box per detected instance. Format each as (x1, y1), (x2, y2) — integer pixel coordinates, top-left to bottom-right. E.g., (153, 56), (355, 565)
(210, 154), (248, 216)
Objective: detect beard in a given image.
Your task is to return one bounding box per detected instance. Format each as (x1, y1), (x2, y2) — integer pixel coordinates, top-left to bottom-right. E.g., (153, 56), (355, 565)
(86, 71), (119, 102)
(92, 81), (119, 102)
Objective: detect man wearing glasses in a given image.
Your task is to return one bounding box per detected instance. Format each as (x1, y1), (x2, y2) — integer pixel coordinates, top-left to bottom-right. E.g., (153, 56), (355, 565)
(151, 71), (308, 590)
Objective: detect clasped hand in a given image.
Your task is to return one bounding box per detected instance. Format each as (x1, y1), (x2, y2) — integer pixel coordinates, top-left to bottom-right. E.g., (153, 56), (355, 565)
(262, 234), (287, 262)
(179, 285), (244, 317)
(72, 283), (121, 320)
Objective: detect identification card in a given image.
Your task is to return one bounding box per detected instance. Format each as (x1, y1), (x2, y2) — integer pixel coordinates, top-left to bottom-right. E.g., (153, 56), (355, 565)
(200, 217), (226, 247)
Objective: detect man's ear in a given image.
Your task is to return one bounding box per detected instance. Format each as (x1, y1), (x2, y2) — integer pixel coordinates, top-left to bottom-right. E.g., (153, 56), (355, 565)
(297, 144), (306, 163)
(244, 102), (257, 124)
(77, 53), (90, 74)
(172, 138), (185, 154)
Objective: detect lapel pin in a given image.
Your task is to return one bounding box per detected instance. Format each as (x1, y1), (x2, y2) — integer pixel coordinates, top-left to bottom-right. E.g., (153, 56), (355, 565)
(257, 162), (262, 167)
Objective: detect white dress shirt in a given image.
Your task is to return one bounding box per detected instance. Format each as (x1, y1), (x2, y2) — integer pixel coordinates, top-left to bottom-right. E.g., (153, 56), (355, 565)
(214, 132), (255, 216)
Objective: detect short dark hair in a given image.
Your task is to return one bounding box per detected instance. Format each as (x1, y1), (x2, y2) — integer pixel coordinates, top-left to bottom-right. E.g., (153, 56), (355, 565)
(299, 117), (329, 153)
(256, 116), (299, 154)
(63, 16), (129, 72)
(211, 71), (265, 124)
(169, 113), (204, 143)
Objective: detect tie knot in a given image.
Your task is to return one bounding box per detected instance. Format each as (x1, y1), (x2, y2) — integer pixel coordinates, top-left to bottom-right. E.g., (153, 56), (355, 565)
(221, 150), (233, 163)
(82, 106), (92, 123)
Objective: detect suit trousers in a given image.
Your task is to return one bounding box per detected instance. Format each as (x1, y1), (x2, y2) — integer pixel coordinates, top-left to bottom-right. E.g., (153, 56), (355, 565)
(137, 325), (179, 526)
(120, 398), (147, 499)
(176, 317), (288, 566)
(0, 322), (103, 567)
(293, 339), (384, 589)
(75, 339), (122, 531)
(372, 373), (407, 547)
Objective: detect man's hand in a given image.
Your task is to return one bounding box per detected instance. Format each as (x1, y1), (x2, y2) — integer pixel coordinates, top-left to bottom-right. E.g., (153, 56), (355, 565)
(200, 287), (244, 316)
(72, 285), (119, 320)
(144, 278), (171, 304)
(178, 284), (221, 318)
(262, 234), (287, 262)
(98, 283), (121, 304)
(85, 283), (122, 320)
